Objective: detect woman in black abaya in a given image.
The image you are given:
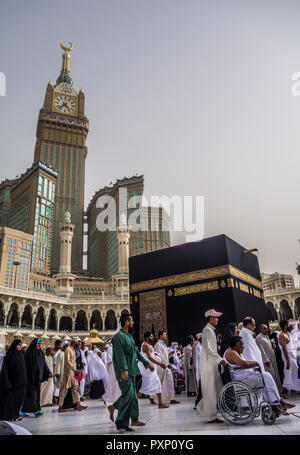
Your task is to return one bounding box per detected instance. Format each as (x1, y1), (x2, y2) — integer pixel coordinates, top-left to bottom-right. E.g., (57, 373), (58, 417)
(20, 338), (51, 417)
(0, 339), (27, 421)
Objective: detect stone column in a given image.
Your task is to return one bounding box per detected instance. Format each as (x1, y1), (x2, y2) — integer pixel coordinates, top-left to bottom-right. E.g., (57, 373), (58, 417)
(101, 312), (106, 331)
(57, 312), (62, 333)
(32, 310), (37, 331)
(18, 308), (23, 328)
(291, 303), (296, 320)
(59, 212), (74, 274)
(87, 313), (91, 330)
(45, 309), (50, 331)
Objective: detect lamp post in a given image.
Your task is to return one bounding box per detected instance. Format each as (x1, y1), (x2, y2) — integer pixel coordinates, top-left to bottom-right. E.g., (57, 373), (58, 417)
(13, 261), (21, 289)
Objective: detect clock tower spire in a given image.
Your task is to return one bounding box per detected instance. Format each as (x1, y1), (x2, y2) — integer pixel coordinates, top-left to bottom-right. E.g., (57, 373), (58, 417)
(56, 41), (73, 85)
(33, 42), (89, 274)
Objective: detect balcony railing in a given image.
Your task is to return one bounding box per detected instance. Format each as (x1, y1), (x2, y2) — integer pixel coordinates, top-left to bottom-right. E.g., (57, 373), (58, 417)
(0, 325), (116, 337)
(0, 286), (67, 303)
(264, 287), (300, 296)
(0, 286), (129, 304)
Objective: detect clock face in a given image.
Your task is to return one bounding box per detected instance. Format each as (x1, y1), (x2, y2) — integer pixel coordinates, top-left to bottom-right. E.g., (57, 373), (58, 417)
(54, 95), (76, 114)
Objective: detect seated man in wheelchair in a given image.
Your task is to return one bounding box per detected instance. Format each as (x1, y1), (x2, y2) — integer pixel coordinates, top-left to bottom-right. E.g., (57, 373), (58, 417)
(224, 336), (295, 416)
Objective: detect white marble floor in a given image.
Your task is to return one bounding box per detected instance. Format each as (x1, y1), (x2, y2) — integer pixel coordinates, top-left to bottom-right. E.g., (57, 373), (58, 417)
(14, 392), (300, 435)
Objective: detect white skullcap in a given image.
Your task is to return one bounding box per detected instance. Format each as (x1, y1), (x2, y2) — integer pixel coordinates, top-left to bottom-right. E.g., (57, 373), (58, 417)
(21, 344), (27, 348)
(105, 344), (110, 348)
(196, 333), (202, 339)
(45, 345), (52, 349)
(62, 341), (69, 346)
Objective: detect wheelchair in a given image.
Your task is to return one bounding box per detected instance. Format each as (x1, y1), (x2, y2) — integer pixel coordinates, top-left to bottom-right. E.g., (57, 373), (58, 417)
(217, 363), (283, 426)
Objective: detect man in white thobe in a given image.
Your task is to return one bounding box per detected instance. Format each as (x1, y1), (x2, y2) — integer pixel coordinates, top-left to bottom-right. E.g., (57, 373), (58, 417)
(52, 340), (62, 404)
(102, 345), (109, 368)
(239, 317), (265, 372)
(194, 333), (202, 408)
(192, 334), (200, 393)
(177, 345), (184, 372)
(79, 343), (88, 400)
(255, 324), (282, 392)
(103, 344), (121, 421)
(40, 346), (54, 406)
(183, 336), (196, 396)
(168, 342), (180, 372)
(154, 330), (180, 405)
(291, 320), (300, 365)
(55, 343), (66, 391)
(197, 309), (225, 423)
(138, 332), (169, 408)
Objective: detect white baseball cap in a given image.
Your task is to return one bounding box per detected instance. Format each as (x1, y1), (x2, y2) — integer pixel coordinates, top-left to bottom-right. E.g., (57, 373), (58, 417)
(204, 309), (223, 318)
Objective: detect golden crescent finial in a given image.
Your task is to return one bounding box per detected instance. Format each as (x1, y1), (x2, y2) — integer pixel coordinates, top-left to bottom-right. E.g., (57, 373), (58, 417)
(60, 41), (73, 52)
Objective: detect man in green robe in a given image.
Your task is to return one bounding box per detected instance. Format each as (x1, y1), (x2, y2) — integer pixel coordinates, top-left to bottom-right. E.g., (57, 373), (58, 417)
(110, 314), (154, 432)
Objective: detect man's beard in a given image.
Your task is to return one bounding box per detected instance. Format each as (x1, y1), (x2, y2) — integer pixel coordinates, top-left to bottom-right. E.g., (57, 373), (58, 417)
(128, 326), (134, 335)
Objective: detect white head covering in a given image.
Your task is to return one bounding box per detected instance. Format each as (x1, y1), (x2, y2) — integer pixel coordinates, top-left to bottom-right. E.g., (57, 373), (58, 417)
(62, 341), (69, 346)
(21, 344), (27, 348)
(196, 333), (202, 339)
(87, 348), (109, 388)
(168, 343), (179, 367)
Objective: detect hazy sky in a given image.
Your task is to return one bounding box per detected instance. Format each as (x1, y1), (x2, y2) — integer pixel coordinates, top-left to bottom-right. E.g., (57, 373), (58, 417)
(1, 0), (300, 281)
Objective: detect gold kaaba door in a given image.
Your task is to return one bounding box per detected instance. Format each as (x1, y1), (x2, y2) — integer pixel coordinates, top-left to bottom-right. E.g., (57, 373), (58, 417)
(139, 289), (167, 341)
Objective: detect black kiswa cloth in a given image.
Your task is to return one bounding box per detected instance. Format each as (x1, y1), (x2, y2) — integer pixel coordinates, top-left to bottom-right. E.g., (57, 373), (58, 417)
(130, 234), (268, 345)
(0, 339), (27, 420)
(21, 338), (51, 414)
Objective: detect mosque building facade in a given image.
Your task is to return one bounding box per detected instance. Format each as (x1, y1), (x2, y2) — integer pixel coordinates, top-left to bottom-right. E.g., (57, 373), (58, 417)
(0, 42), (169, 346)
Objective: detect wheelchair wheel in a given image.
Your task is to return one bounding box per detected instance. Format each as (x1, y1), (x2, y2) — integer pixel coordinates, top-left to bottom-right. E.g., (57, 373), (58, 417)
(218, 382), (258, 426)
(261, 405), (276, 425)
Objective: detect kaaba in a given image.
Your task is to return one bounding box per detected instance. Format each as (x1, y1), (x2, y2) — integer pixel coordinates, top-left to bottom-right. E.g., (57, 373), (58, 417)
(129, 234), (268, 345)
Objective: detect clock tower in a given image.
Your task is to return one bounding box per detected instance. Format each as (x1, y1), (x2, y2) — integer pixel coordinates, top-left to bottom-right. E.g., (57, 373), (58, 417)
(34, 42), (89, 274)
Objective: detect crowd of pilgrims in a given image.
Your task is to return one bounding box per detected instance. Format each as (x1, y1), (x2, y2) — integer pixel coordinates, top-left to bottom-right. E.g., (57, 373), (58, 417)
(0, 313), (300, 430)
